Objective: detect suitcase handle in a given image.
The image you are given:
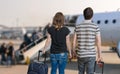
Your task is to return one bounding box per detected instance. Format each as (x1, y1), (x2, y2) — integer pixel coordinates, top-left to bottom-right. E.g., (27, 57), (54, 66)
(38, 50), (47, 63)
(94, 61), (104, 74)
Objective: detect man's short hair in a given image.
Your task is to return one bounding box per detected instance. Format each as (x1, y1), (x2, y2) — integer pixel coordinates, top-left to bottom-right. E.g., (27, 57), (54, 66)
(83, 7), (93, 20)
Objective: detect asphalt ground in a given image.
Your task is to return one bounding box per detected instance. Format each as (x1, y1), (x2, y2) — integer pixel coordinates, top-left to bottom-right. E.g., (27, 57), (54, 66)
(0, 46), (120, 74)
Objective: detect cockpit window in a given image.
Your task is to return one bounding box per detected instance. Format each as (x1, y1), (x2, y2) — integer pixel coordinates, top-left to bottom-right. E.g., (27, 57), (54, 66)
(105, 20), (108, 24)
(112, 19), (116, 24)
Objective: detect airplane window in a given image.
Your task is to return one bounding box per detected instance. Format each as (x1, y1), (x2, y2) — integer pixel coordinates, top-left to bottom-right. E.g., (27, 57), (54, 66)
(97, 20), (101, 24)
(105, 20), (108, 24)
(112, 19), (116, 24)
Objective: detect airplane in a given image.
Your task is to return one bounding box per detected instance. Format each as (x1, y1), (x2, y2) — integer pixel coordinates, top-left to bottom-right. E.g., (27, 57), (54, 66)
(64, 10), (120, 58)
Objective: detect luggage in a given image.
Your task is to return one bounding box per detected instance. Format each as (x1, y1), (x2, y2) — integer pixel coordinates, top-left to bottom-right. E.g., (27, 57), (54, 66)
(94, 61), (104, 74)
(27, 50), (48, 74)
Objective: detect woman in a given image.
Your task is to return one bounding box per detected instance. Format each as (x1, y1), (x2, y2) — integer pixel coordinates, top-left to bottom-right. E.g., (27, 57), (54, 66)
(43, 12), (72, 74)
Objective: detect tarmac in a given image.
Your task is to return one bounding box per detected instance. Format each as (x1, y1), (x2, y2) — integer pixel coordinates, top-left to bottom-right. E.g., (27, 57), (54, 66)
(0, 42), (120, 74)
(0, 62), (78, 74)
(0, 39), (78, 74)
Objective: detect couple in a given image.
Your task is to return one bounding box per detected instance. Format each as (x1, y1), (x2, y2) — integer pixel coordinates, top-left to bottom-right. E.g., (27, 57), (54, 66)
(42, 7), (102, 74)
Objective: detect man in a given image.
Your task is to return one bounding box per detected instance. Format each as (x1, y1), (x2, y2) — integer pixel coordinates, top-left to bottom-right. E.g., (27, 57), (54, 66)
(73, 7), (102, 74)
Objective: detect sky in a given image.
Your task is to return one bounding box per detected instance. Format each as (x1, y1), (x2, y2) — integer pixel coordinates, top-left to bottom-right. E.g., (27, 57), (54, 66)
(0, 0), (120, 27)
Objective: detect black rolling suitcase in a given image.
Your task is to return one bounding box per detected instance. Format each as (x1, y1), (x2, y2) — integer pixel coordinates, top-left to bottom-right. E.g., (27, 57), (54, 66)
(27, 50), (48, 74)
(94, 61), (104, 74)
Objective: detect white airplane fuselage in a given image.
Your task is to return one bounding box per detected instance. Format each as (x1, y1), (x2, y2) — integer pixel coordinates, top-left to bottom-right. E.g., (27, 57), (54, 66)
(75, 11), (120, 47)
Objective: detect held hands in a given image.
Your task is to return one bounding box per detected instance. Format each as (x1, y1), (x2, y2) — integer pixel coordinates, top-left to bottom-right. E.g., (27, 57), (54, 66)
(69, 53), (72, 59)
(68, 50), (77, 62)
(68, 50), (77, 60)
(68, 52), (72, 62)
(72, 50), (77, 59)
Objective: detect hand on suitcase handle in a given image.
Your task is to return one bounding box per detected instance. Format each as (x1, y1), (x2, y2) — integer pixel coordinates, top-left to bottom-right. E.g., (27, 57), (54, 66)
(94, 61), (104, 74)
(38, 50), (47, 63)
(98, 62), (103, 68)
(97, 57), (103, 64)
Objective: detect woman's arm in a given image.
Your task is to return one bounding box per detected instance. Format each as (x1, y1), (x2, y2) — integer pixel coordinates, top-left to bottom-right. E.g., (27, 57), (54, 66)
(73, 32), (77, 51)
(42, 33), (51, 53)
(66, 34), (72, 58)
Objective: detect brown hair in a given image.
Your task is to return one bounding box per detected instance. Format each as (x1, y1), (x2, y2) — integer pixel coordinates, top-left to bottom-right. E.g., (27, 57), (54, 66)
(83, 7), (93, 20)
(52, 12), (64, 30)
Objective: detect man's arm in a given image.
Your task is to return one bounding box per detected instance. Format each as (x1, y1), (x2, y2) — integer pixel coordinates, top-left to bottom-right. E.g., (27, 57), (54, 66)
(96, 34), (102, 62)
